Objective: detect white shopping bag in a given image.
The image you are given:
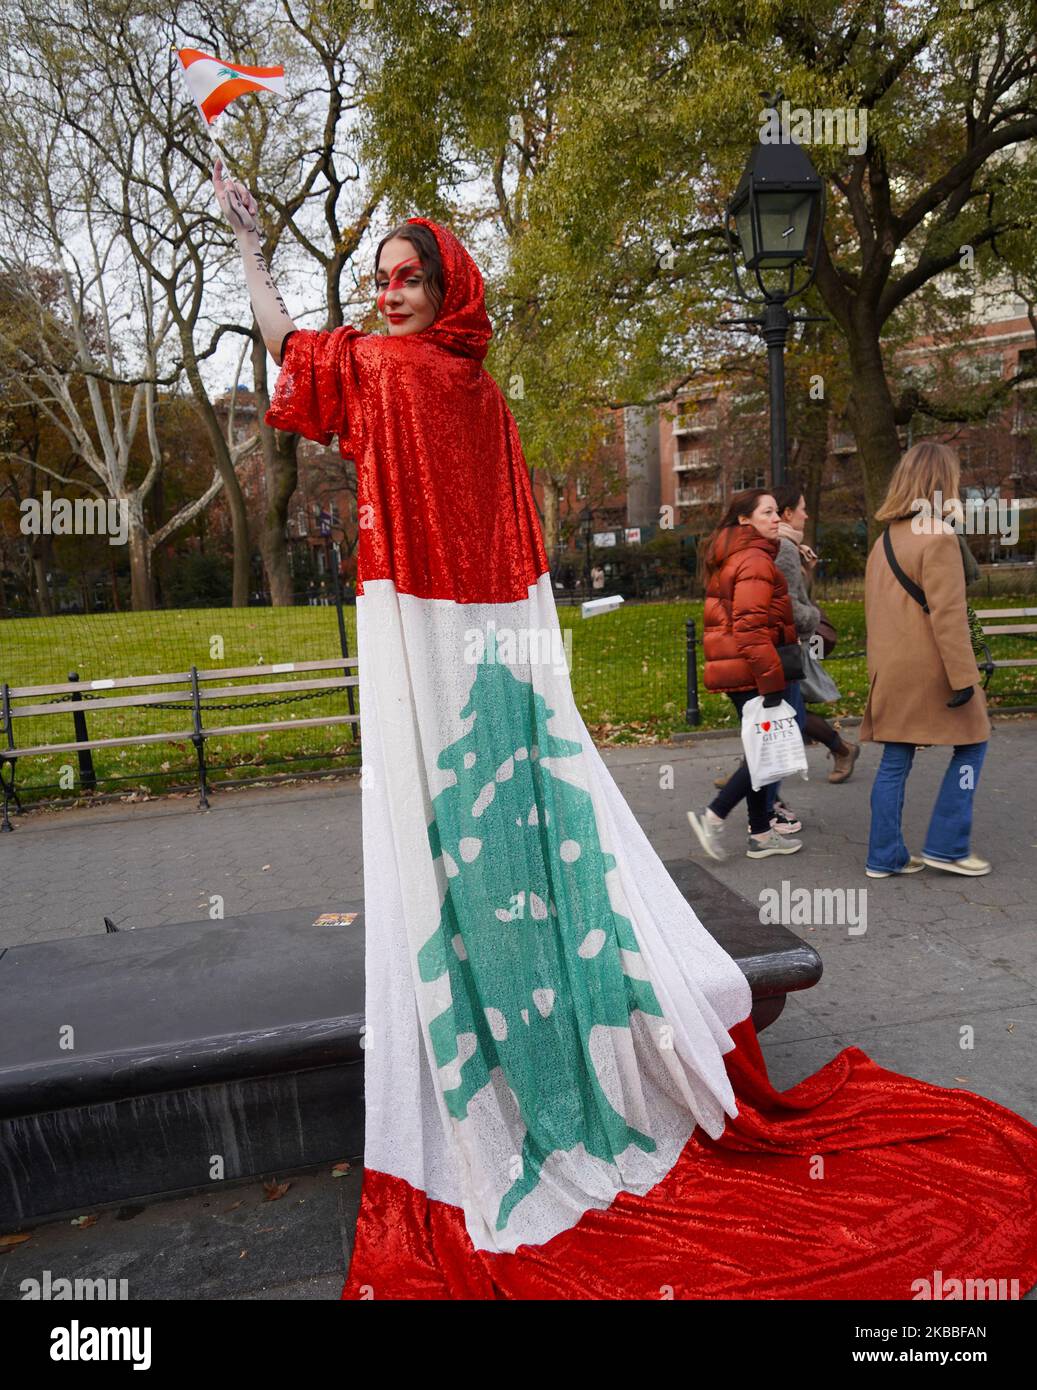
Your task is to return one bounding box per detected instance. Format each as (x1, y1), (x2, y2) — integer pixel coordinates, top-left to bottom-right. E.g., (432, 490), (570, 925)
(740, 695), (809, 791)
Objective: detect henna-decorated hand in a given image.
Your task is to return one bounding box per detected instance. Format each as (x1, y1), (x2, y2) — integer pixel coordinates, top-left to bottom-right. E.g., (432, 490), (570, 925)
(212, 157), (259, 236)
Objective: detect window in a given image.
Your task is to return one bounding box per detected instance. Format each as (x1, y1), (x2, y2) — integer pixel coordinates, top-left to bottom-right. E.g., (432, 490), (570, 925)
(1013, 394), (1037, 432)
(674, 401), (718, 431)
(732, 468), (766, 491)
(959, 354), (1003, 384)
(901, 360), (937, 388)
(675, 480), (722, 506)
(674, 444), (717, 472)
(729, 391), (766, 414)
(959, 442), (993, 472)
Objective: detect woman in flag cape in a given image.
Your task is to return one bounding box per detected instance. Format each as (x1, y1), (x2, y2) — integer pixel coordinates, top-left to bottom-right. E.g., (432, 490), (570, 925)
(216, 169), (1037, 1299)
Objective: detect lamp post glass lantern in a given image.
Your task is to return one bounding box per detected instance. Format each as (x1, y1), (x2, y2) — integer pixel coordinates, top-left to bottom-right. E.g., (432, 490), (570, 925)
(724, 136), (827, 488)
(728, 139), (824, 288)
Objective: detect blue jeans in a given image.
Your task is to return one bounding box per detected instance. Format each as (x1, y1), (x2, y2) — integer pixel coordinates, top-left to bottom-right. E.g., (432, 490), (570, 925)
(866, 741), (987, 873)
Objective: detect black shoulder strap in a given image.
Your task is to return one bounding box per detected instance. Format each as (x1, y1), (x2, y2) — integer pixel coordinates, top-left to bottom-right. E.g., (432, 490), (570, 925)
(882, 526), (929, 614)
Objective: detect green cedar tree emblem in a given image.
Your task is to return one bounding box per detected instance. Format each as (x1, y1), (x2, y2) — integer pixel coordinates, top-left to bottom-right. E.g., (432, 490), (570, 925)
(417, 632), (664, 1230)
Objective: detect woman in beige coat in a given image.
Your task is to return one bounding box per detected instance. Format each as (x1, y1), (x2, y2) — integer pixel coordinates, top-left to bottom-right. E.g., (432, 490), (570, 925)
(861, 441), (991, 877)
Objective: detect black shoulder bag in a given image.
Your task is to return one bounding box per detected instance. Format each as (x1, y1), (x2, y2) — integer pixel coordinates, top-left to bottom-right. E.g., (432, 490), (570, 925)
(882, 527), (993, 688)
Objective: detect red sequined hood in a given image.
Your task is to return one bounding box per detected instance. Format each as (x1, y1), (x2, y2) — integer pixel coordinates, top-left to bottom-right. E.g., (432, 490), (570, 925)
(403, 216), (492, 363)
(264, 217), (547, 601)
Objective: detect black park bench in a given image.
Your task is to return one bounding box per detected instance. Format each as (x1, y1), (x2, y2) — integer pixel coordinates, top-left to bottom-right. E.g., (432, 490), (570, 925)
(974, 607), (1037, 694)
(0, 861), (821, 1228)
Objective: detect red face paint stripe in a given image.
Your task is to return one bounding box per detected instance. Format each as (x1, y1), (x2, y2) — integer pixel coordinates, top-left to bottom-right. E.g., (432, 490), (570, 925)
(376, 258), (424, 312)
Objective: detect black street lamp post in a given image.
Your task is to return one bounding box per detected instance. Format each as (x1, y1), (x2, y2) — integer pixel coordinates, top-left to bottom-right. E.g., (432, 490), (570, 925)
(581, 506), (593, 595)
(318, 506), (357, 735)
(722, 127), (827, 489)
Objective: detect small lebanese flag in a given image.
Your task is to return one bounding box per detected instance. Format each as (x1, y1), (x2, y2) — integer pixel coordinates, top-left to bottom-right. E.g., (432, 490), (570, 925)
(175, 48), (285, 124)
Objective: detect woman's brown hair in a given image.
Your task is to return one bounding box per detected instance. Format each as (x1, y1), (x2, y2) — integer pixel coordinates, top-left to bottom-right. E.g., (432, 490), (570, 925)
(772, 480), (806, 518)
(374, 223), (445, 319)
(701, 488), (775, 578)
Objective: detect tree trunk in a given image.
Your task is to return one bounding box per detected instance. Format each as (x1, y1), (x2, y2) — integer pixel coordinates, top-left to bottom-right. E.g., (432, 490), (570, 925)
(847, 324), (904, 540)
(804, 464), (824, 551)
(32, 537), (53, 616)
(127, 508), (155, 611)
(181, 337), (252, 607)
(792, 408), (828, 551)
(252, 334), (298, 606)
(540, 474), (561, 560)
(109, 553), (121, 612)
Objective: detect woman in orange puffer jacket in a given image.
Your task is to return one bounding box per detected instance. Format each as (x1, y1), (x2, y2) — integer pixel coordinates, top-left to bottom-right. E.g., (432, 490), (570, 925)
(687, 489), (805, 861)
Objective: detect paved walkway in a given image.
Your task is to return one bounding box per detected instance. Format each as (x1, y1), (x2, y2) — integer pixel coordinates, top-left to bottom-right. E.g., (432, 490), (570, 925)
(2, 720), (1034, 1298)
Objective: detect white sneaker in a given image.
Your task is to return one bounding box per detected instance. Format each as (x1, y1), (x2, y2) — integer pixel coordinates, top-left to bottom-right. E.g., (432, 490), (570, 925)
(687, 809), (729, 862)
(746, 830), (802, 858)
(921, 854), (991, 877)
(865, 855), (926, 879)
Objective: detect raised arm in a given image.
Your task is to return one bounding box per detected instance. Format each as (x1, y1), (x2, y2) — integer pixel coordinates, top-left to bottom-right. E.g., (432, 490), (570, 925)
(212, 159), (297, 365)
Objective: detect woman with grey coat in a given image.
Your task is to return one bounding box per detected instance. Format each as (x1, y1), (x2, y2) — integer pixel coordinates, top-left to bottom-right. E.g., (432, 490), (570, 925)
(773, 484), (860, 783)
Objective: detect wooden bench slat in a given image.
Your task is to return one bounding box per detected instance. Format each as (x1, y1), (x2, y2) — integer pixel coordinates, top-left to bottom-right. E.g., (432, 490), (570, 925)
(198, 677), (358, 701)
(195, 658), (357, 681)
(975, 608), (1037, 618)
(7, 672), (358, 718)
(989, 658), (1037, 668)
(6, 672), (192, 698)
(10, 690), (192, 718)
(980, 624), (1037, 635)
(5, 658), (359, 700)
(202, 714), (359, 738)
(7, 730), (197, 757)
(6, 712), (363, 758)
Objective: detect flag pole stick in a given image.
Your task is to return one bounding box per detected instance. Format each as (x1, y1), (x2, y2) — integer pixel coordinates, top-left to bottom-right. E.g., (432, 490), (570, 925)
(208, 130), (235, 174)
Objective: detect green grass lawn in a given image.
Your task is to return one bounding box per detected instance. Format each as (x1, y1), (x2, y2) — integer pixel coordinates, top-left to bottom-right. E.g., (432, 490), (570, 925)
(1, 596), (1034, 806)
